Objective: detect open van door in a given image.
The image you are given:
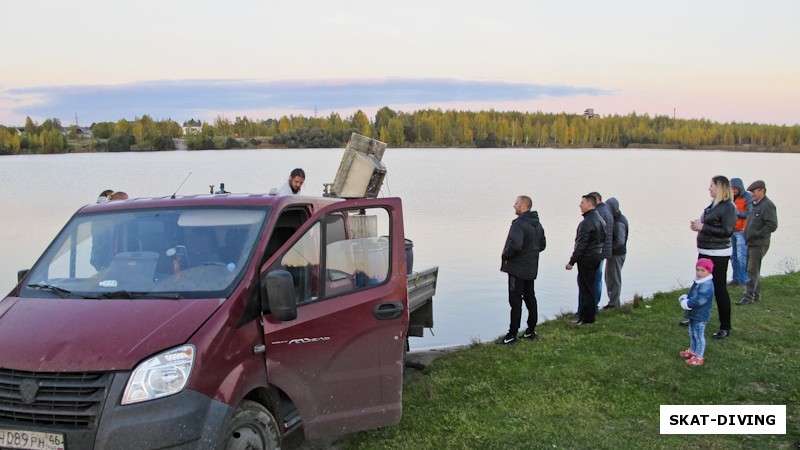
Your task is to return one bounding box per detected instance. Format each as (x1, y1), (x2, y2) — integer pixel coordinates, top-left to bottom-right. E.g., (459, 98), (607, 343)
(261, 198), (408, 438)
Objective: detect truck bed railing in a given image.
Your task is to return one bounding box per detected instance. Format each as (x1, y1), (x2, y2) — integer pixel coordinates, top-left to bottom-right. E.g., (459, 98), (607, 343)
(407, 266), (438, 337)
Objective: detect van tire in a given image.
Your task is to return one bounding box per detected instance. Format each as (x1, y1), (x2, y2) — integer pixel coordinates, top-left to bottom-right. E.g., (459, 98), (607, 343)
(223, 400), (281, 450)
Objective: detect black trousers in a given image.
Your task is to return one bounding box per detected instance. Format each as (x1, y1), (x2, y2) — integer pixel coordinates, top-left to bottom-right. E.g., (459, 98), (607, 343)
(508, 275), (537, 334)
(577, 256), (602, 323)
(699, 254), (731, 330)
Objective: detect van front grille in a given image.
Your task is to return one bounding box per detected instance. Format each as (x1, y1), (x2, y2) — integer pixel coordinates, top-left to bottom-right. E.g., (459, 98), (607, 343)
(0, 368), (112, 428)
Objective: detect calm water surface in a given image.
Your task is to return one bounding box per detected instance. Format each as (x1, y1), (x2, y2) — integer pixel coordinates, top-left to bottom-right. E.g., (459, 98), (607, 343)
(1, 148), (797, 350)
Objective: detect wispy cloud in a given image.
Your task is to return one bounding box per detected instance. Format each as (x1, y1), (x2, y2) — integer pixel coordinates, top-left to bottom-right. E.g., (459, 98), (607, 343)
(3, 78), (613, 125)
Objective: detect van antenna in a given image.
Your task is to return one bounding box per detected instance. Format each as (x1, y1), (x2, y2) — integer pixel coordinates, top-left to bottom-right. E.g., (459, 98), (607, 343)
(171, 172), (192, 199)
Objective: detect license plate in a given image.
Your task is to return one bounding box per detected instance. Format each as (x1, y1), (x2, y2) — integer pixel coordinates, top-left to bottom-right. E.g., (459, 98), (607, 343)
(0, 428), (65, 450)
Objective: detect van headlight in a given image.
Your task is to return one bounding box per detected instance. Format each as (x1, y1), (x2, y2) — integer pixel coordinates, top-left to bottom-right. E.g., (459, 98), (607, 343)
(121, 345), (195, 405)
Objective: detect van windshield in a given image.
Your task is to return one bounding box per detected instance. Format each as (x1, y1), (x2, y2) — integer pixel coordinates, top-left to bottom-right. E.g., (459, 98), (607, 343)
(21, 207), (269, 299)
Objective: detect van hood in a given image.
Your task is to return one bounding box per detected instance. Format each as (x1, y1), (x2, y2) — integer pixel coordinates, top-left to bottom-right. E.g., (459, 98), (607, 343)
(0, 296), (224, 372)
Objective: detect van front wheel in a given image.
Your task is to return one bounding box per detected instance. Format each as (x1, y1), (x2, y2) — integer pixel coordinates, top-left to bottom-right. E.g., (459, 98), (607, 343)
(223, 400), (281, 450)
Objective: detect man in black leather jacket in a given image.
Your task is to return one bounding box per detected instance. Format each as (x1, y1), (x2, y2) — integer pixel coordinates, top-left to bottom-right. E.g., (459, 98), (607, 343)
(566, 194), (606, 325)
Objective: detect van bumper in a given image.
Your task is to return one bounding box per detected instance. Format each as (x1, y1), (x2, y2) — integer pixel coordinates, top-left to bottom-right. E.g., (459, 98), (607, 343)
(94, 373), (233, 449)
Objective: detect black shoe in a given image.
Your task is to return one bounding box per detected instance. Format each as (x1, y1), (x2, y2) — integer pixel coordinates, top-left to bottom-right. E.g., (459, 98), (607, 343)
(712, 329), (730, 339)
(498, 333), (518, 345)
(576, 321), (594, 326)
(679, 319), (690, 326)
(603, 304), (617, 310)
(737, 297), (754, 305)
(522, 329), (539, 340)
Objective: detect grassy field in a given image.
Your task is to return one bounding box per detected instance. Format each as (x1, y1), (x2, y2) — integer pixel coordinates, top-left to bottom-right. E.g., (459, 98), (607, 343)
(344, 272), (799, 449)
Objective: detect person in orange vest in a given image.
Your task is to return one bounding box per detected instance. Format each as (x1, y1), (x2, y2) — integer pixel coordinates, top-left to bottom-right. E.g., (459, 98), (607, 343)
(729, 178), (752, 287)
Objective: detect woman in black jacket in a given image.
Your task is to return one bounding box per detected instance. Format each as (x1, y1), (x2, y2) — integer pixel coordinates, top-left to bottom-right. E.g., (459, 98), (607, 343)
(690, 175), (737, 338)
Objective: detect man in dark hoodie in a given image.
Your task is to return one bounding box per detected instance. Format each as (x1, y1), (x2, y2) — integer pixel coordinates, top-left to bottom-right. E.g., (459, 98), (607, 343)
(589, 192), (614, 311)
(603, 197), (629, 309)
(729, 178), (752, 287)
(500, 195), (546, 344)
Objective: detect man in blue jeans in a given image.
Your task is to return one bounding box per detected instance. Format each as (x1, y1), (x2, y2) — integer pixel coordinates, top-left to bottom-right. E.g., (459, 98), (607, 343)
(589, 192), (613, 310)
(730, 178), (752, 286)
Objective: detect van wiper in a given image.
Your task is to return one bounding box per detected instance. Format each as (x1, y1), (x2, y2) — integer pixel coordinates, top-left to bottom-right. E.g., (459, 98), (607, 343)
(95, 290), (181, 300)
(27, 283), (73, 298)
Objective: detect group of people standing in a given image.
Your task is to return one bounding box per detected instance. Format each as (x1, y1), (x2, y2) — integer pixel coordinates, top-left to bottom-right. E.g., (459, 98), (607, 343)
(679, 176), (778, 366)
(566, 192), (629, 327)
(499, 191), (629, 344)
(498, 176), (778, 354)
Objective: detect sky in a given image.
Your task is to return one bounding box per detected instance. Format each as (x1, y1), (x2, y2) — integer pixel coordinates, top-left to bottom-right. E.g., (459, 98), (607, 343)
(2, 0), (799, 127)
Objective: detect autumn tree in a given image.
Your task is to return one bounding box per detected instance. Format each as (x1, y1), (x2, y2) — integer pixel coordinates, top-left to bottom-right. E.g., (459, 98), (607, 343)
(91, 122), (115, 139)
(0, 127), (21, 154)
(385, 118), (406, 147)
(374, 106), (397, 134)
(278, 116), (291, 133)
(351, 110), (372, 137)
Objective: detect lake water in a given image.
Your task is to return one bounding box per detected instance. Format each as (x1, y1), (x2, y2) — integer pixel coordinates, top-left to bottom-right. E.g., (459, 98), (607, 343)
(1, 148), (797, 350)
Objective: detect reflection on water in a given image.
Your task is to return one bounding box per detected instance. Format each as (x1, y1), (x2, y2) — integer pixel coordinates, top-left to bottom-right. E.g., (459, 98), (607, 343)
(1, 148), (797, 350)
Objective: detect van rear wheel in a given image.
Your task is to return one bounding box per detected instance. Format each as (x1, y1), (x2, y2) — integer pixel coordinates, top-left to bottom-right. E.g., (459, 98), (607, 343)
(223, 400), (281, 450)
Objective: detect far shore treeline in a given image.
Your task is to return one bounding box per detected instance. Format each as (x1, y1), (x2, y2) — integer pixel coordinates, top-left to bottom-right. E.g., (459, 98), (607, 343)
(2, 106), (799, 155)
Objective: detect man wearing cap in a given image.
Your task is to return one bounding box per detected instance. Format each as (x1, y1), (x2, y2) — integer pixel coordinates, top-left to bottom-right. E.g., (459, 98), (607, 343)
(739, 180), (778, 305)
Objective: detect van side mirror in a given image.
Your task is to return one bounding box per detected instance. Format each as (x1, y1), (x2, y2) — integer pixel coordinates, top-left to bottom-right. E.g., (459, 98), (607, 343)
(262, 270), (297, 321)
(17, 270), (29, 283)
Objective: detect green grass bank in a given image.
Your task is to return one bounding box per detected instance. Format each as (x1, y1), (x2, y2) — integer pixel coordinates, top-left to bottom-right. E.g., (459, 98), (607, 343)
(346, 272), (800, 449)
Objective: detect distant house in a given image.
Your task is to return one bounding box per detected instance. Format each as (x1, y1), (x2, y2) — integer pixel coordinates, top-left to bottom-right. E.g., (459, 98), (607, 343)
(59, 126), (93, 138)
(183, 119), (202, 135)
(583, 108), (596, 119)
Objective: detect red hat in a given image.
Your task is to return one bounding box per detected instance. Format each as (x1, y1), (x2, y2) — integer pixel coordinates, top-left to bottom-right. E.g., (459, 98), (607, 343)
(696, 258), (714, 273)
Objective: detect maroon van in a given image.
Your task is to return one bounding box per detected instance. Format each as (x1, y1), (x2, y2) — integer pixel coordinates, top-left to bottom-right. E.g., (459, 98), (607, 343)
(0, 193), (436, 449)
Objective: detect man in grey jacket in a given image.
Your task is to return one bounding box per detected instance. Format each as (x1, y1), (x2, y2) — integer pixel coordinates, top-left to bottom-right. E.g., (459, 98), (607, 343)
(739, 180), (778, 305)
(588, 192), (613, 310)
(603, 198), (628, 309)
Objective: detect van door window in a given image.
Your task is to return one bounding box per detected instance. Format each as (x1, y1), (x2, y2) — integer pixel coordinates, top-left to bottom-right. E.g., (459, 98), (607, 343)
(323, 207), (390, 297)
(272, 206), (392, 304)
(277, 222), (320, 305)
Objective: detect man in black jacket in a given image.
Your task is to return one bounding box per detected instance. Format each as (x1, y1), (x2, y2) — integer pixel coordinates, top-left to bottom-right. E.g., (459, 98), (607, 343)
(500, 195), (546, 344)
(566, 194), (606, 325)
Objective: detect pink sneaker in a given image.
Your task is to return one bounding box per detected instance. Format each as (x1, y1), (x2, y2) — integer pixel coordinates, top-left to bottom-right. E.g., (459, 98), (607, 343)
(685, 355), (704, 366)
(679, 348), (695, 358)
